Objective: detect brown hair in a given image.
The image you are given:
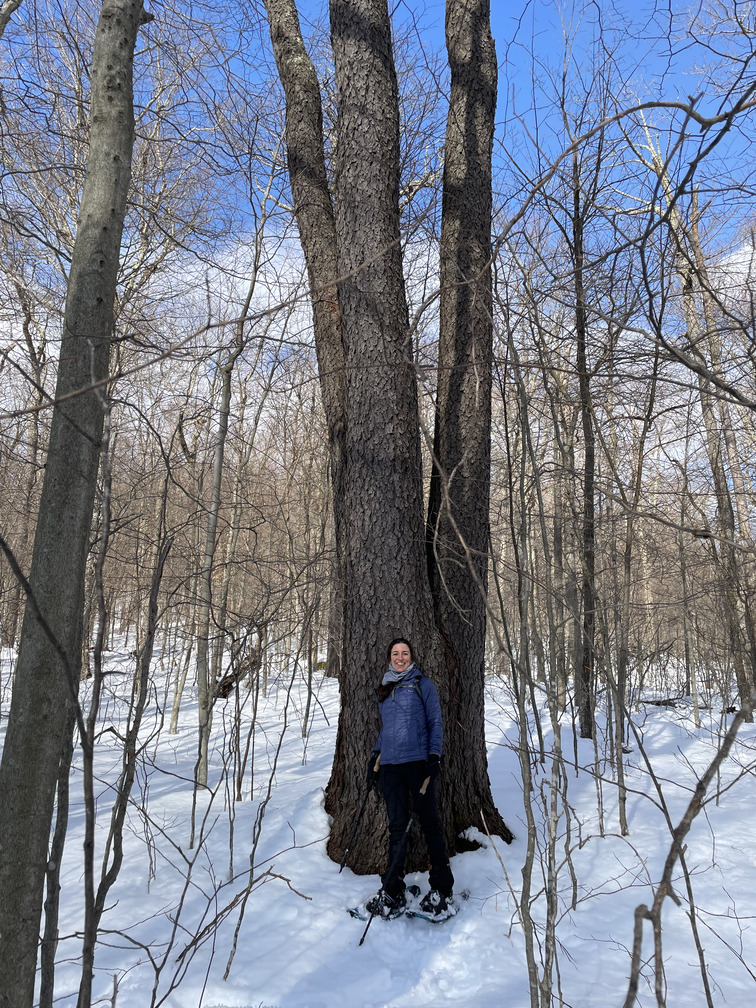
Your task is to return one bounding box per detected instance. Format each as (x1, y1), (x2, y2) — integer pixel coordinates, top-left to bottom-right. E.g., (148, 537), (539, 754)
(386, 637), (413, 662)
(377, 638), (414, 701)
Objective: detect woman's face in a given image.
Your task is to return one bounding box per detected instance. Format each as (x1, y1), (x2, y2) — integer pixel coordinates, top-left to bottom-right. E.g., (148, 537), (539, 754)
(390, 643), (412, 672)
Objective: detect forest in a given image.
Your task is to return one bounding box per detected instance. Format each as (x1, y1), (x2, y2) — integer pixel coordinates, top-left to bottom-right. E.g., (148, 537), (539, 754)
(1, 0), (755, 1006)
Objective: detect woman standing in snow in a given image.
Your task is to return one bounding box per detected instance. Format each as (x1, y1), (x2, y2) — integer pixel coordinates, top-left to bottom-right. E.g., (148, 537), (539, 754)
(365, 637), (455, 919)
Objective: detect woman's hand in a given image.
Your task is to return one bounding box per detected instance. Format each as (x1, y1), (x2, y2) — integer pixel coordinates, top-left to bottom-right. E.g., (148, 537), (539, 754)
(367, 751), (381, 789)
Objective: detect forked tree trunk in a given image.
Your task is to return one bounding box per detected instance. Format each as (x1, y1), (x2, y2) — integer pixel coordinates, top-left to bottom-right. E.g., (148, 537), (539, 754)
(265, 0), (512, 871)
(323, 0), (450, 870)
(0, 2), (150, 1005)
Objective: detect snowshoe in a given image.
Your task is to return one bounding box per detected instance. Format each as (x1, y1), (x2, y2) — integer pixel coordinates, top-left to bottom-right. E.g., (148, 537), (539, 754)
(348, 885), (421, 922)
(366, 888), (406, 919)
(405, 888), (465, 923)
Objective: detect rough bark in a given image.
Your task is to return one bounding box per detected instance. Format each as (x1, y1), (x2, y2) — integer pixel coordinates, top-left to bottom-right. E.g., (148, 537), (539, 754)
(572, 150), (597, 740)
(324, 0), (450, 871)
(265, 0), (512, 869)
(0, 2), (150, 1004)
(427, 0), (510, 840)
(263, 0), (348, 680)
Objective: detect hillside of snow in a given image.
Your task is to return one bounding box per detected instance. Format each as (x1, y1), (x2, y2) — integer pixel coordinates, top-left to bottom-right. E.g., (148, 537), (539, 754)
(2, 645), (755, 1007)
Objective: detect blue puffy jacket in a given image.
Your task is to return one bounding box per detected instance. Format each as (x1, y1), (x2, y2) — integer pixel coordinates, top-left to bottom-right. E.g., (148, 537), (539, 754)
(375, 665), (443, 764)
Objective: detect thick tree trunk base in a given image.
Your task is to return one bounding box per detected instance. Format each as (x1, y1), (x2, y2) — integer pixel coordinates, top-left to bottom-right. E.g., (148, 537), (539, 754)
(326, 772), (513, 877)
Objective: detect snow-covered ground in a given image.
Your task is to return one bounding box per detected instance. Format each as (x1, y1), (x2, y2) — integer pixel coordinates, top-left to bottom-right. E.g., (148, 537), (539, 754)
(1, 645), (755, 1007)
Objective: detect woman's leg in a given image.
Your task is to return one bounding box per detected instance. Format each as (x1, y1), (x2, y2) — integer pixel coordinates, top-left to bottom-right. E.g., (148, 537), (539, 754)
(405, 762), (454, 896)
(380, 763), (410, 897)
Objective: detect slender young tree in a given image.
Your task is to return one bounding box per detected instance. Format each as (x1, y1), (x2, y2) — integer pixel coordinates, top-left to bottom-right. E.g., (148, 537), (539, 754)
(0, 3), (151, 1004)
(571, 144), (598, 741)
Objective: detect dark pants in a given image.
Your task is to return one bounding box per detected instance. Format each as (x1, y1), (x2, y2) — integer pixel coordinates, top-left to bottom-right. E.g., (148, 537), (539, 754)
(380, 761), (454, 898)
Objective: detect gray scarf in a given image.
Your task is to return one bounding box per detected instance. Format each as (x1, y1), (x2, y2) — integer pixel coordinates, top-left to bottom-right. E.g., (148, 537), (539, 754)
(381, 660), (416, 687)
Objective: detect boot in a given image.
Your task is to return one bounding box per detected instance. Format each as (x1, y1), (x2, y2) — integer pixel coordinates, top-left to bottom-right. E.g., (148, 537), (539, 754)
(365, 887), (406, 919)
(419, 888), (456, 919)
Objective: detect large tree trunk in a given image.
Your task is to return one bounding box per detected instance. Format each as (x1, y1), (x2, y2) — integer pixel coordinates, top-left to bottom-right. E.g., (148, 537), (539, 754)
(265, 0), (512, 870)
(427, 0), (510, 841)
(323, 0), (448, 871)
(0, 3), (150, 1004)
(263, 0), (348, 681)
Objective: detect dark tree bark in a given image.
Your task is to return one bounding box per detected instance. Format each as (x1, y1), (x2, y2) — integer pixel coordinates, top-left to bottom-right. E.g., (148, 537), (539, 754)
(427, 0), (510, 842)
(263, 0), (348, 680)
(571, 150), (597, 740)
(264, 0), (512, 872)
(0, 3), (151, 1004)
(323, 0), (448, 871)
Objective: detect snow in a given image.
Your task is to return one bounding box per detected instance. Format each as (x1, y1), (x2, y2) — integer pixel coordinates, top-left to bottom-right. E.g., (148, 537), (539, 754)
(2, 645), (756, 1007)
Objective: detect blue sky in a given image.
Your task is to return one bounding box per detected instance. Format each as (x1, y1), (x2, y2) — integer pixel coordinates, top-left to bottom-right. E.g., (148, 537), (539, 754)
(293, 1), (713, 139)
(270, 0), (752, 249)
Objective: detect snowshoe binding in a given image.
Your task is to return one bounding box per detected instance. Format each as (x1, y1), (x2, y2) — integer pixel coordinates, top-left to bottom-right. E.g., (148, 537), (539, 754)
(348, 885), (421, 922)
(406, 888), (459, 923)
(366, 888), (406, 919)
(348, 887), (405, 921)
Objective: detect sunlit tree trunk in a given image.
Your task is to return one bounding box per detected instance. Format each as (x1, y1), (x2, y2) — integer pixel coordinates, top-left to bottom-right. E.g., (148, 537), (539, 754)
(650, 150), (756, 714)
(264, 0), (347, 681)
(687, 198), (756, 688)
(322, 0), (448, 869)
(194, 351), (234, 787)
(265, 0), (511, 867)
(0, 0), (23, 40)
(0, 2), (150, 1004)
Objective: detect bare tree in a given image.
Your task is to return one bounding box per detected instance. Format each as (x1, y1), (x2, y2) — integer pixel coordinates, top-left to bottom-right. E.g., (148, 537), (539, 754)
(426, 0), (509, 841)
(643, 142), (756, 713)
(0, 2), (152, 1003)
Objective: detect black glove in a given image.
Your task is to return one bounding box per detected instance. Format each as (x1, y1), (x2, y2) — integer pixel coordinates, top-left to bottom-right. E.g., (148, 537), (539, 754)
(367, 751), (381, 789)
(427, 753), (441, 782)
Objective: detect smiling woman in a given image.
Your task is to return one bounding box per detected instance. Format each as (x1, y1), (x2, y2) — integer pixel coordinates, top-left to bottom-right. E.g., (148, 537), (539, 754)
(365, 636), (456, 920)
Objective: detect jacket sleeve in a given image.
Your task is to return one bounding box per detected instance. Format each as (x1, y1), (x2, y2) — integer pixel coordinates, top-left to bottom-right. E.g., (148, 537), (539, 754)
(421, 678), (443, 757)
